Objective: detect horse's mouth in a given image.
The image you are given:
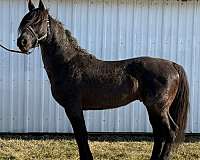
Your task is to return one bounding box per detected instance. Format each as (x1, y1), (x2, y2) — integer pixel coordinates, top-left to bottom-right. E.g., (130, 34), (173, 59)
(19, 47), (29, 54)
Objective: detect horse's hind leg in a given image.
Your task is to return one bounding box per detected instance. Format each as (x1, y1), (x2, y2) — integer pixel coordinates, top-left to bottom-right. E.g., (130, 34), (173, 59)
(160, 142), (173, 160)
(159, 112), (181, 160)
(160, 110), (177, 143)
(150, 127), (164, 160)
(64, 99), (93, 160)
(147, 104), (177, 160)
(147, 109), (164, 159)
(159, 110), (176, 160)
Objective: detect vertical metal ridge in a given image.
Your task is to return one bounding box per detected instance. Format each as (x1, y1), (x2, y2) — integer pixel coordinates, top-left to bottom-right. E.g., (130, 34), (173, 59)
(188, 0), (195, 133)
(9, 0), (13, 132)
(0, 0), (3, 132)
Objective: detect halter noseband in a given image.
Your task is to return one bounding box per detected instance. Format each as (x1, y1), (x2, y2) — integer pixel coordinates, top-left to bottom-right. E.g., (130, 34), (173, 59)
(25, 17), (50, 48)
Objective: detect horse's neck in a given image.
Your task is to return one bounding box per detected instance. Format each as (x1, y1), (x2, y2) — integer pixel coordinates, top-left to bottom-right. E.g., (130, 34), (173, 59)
(40, 17), (77, 72)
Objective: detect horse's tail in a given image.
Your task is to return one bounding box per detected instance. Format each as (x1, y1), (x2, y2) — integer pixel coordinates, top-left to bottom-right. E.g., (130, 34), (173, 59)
(170, 63), (189, 143)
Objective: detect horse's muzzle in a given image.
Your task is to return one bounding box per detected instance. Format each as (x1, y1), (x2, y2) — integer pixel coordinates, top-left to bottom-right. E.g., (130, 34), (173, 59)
(17, 37), (29, 53)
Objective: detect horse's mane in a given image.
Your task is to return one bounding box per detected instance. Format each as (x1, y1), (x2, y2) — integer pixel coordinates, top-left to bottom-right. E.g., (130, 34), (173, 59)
(65, 29), (80, 50)
(18, 8), (91, 57)
(64, 29), (90, 56)
(65, 29), (79, 47)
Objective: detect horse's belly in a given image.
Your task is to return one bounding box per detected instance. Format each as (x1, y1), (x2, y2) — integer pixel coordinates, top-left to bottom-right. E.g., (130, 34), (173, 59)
(81, 82), (138, 110)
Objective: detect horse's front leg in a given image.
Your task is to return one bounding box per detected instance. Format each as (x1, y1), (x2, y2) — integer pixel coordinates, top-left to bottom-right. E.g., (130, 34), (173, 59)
(64, 98), (93, 160)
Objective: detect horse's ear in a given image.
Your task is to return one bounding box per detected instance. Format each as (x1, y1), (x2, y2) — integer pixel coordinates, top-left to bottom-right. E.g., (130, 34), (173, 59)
(28, 0), (35, 11)
(38, 0), (45, 10)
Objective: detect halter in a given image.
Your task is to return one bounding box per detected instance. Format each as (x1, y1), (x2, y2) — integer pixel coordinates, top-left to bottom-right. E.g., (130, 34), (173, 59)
(25, 17), (50, 48)
(0, 15), (50, 55)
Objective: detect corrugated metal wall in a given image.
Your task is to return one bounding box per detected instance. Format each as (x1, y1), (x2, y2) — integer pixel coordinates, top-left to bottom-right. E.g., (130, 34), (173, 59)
(0, 0), (199, 133)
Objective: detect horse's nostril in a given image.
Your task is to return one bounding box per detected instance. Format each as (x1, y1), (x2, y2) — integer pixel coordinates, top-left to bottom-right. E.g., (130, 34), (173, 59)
(21, 39), (27, 46)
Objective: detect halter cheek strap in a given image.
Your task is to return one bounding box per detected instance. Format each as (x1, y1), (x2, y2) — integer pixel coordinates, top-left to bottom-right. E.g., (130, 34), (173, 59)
(26, 18), (50, 47)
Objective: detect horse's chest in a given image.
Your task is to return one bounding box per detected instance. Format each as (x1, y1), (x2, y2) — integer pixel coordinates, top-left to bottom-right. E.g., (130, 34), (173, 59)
(46, 70), (72, 106)
(50, 81), (75, 106)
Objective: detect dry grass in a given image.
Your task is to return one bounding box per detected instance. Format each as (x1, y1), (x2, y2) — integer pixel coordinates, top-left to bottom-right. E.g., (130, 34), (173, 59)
(0, 135), (199, 160)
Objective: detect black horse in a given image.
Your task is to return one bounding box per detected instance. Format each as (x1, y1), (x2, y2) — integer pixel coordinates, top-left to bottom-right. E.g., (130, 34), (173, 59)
(17, 1), (189, 160)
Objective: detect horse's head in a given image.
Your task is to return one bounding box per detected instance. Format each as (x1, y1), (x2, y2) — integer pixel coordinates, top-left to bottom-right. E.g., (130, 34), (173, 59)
(17, 0), (49, 53)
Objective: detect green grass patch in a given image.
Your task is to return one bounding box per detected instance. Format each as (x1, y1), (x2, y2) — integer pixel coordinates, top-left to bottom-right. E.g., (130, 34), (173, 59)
(0, 135), (199, 160)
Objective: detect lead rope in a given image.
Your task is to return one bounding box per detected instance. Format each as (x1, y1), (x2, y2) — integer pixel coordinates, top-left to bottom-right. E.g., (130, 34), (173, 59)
(0, 43), (32, 54)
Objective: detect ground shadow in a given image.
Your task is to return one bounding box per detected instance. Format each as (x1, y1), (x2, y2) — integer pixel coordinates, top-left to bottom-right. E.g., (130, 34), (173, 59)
(0, 133), (199, 143)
